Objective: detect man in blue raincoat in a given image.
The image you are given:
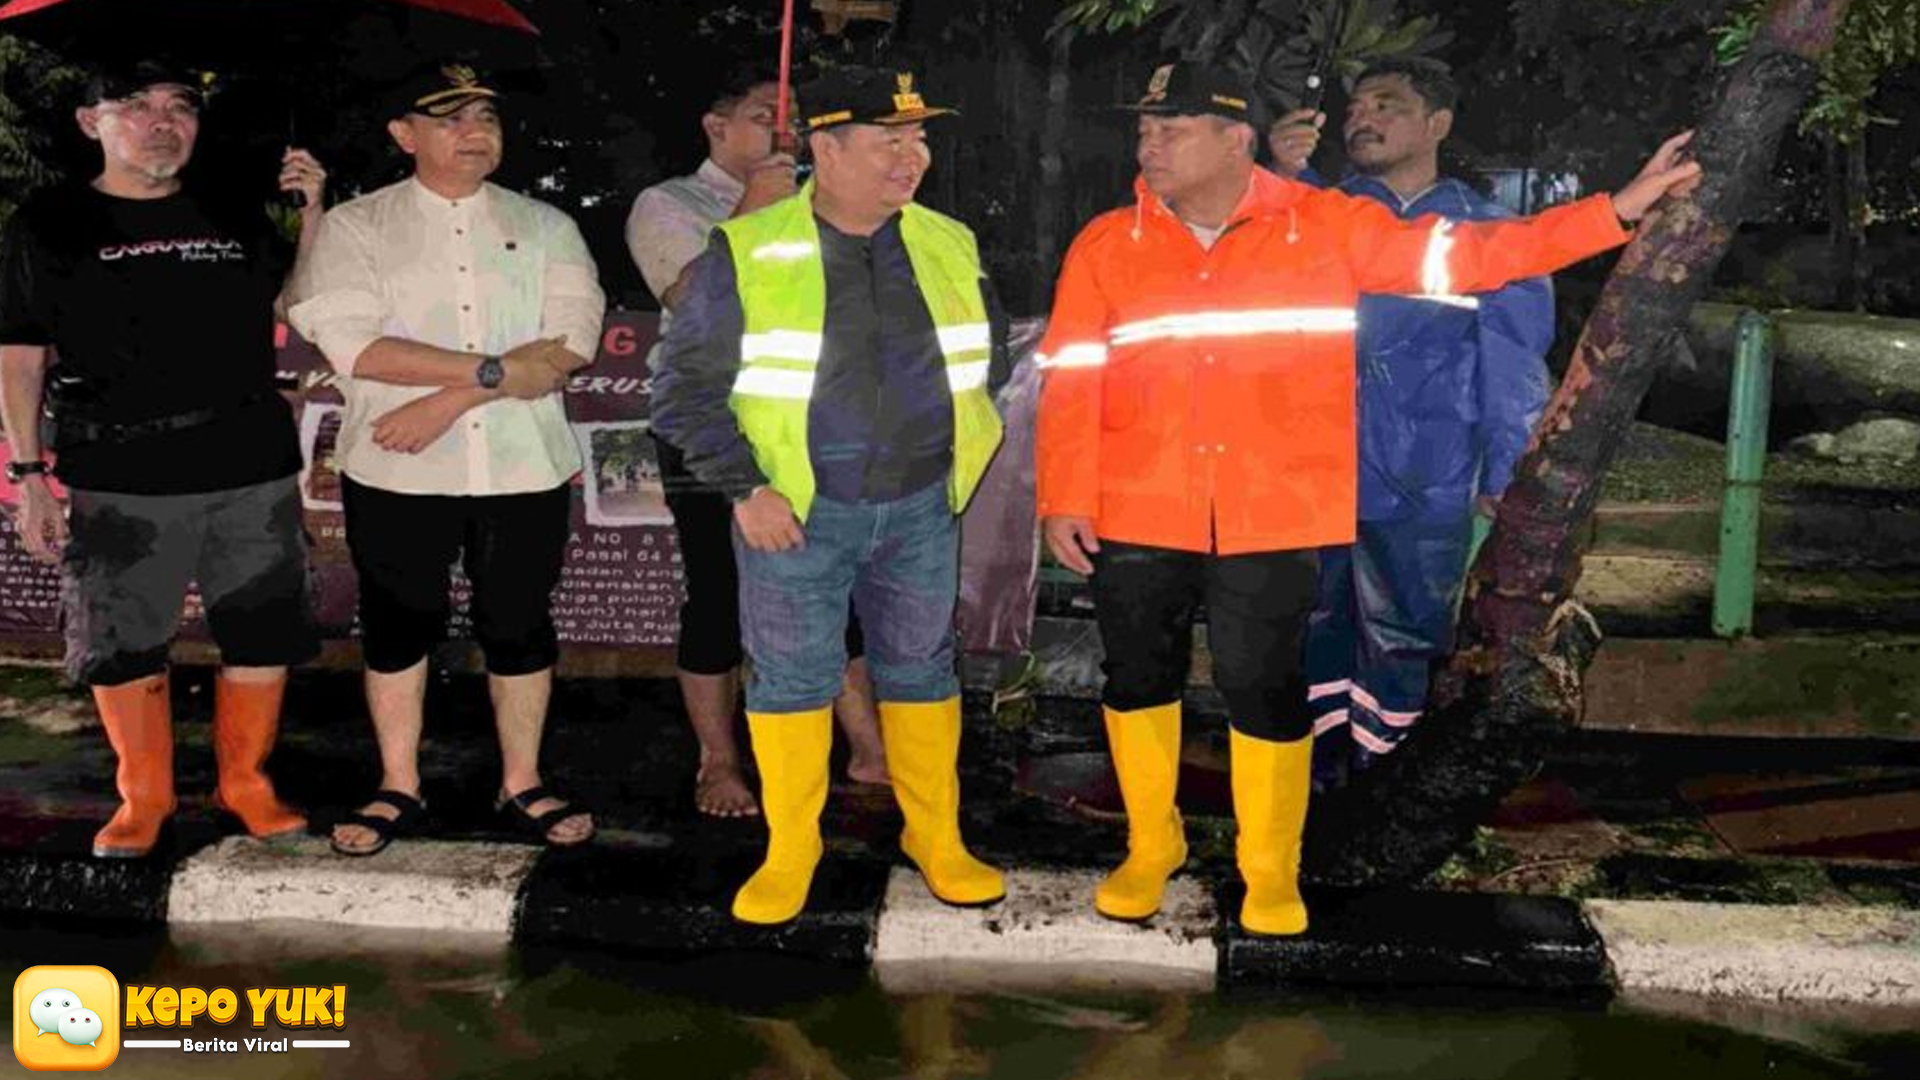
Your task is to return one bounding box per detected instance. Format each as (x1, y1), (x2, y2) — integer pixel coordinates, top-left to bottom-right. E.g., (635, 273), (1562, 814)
(1270, 57), (1555, 788)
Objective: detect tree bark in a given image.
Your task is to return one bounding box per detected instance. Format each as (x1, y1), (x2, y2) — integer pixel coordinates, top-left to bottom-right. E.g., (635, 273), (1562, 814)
(1301, 0), (1853, 887)
(1844, 133), (1870, 311)
(1035, 31), (1072, 316)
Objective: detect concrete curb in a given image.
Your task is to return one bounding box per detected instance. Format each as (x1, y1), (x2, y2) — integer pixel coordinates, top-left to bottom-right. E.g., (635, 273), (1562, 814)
(1585, 899), (1920, 1006)
(872, 868), (1216, 991)
(168, 837), (541, 932)
(7, 839), (1920, 1004)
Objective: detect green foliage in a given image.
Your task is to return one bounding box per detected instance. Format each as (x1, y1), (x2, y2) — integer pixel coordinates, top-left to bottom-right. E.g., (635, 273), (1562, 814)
(1049, 0), (1450, 110)
(0, 35), (86, 228)
(1052, 0), (1168, 35)
(1714, 0), (1920, 141)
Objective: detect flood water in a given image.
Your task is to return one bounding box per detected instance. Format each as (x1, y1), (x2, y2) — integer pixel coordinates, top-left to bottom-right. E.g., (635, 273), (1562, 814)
(8, 919), (1919, 1079)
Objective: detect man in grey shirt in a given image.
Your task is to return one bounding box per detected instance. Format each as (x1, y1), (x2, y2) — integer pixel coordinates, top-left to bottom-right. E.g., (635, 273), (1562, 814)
(627, 67), (886, 819)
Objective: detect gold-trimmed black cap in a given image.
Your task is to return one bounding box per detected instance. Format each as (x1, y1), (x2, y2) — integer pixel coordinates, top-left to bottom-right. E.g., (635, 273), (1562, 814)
(389, 61), (500, 119)
(799, 66), (956, 132)
(1120, 61), (1262, 125)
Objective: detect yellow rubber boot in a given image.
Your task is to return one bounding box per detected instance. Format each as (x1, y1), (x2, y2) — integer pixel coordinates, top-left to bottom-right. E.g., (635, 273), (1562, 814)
(92, 676), (177, 859)
(732, 707), (833, 925)
(1231, 728), (1313, 936)
(880, 697), (1005, 906)
(1094, 702), (1188, 921)
(212, 674), (306, 838)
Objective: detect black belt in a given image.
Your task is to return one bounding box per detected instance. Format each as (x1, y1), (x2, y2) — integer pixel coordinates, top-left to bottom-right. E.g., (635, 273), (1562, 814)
(47, 391), (277, 448)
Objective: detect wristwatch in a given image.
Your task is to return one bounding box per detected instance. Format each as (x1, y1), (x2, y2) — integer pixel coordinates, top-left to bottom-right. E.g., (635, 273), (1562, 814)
(5, 458), (49, 483)
(475, 354), (505, 389)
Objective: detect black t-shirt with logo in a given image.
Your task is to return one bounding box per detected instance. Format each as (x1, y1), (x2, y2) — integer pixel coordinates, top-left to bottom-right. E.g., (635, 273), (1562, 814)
(0, 184), (302, 494)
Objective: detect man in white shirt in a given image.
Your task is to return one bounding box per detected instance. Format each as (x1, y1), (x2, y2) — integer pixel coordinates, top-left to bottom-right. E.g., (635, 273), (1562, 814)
(290, 62), (607, 855)
(626, 68), (887, 819)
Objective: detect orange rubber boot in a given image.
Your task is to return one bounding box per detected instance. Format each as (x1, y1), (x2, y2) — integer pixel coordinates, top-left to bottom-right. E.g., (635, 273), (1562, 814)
(212, 674), (306, 838)
(92, 676), (176, 858)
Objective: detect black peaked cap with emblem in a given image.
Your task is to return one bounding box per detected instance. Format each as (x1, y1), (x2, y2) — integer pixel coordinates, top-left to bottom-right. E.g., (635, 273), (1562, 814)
(1120, 60), (1264, 126)
(799, 66), (957, 132)
(389, 61), (501, 120)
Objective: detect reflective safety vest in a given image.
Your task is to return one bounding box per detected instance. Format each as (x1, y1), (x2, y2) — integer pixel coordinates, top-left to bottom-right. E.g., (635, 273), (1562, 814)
(1036, 168), (1629, 555)
(719, 186), (1002, 522)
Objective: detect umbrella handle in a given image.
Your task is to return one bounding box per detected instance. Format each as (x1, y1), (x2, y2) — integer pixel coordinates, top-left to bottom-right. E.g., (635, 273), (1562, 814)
(775, 0), (796, 141)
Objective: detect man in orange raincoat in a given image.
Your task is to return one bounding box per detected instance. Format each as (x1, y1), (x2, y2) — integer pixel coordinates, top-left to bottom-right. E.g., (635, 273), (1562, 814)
(1036, 60), (1700, 936)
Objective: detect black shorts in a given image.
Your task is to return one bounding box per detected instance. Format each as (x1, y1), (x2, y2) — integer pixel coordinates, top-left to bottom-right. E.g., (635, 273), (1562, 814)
(60, 476), (319, 686)
(341, 477), (570, 676)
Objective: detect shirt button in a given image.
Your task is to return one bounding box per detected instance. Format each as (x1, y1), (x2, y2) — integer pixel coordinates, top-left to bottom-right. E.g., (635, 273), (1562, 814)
(458, 265), (468, 273)
(1203, 354), (1216, 364)
(466, 342), (477, 349)
(461, 304), (471, 312)
(471, 422), (481, 430)
(1199, 270), (1211, 281)
(1195, 445), (1208, 455)
(1215, 444), (1227, 453)
(455, 228), (466, 236)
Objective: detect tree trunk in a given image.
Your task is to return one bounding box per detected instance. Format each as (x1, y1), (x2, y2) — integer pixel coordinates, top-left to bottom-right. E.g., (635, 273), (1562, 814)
(1844, 133), (1870, 310)
(1825, 132), (1855, 308)
(1302, 0), (1853, 887)
(1034, 31), (1072, 316)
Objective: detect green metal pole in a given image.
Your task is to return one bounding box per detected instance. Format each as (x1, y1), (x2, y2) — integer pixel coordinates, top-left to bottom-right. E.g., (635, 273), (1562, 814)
(1713, 310), (1774, 639)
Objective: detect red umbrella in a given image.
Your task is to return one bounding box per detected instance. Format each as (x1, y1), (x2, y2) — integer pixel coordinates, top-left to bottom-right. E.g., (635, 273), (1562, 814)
(0, 0), (537, 33)
(0, 0), (541, 206)
(0, 0), (539, 73)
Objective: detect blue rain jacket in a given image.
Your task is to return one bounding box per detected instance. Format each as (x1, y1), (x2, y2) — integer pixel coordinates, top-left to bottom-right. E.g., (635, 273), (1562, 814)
(1336, 175), (1555, 522)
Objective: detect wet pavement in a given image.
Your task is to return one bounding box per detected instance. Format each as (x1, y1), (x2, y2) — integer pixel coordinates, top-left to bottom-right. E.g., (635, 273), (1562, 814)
(1, 663), (1917, 915)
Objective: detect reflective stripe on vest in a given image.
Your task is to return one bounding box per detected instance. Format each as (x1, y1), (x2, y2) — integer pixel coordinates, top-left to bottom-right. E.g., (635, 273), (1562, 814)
(719, 184), (1002, 522)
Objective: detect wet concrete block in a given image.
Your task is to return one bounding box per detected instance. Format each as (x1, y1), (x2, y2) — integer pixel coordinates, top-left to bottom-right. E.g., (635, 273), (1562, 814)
(872, 867), (1217, 991)
(1586, 899), (1920, 1005)
(0, 847), (175, 924)
(514, 843), (888, 965)
(1219, 885), (1611, 994)
(167, 836), (539, 932)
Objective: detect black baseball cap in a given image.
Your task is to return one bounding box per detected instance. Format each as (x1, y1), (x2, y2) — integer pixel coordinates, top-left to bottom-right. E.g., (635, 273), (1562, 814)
(799, 66), (956, 132)
(83, 59), (212, 106)
(388, 61), (501, 120)
(1120, 61), (1262, 126)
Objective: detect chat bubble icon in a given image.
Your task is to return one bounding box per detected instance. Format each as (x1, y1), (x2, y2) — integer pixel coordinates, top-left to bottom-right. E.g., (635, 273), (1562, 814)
(59, 1008), (103, 1048)
(29, 988), (80, 1036)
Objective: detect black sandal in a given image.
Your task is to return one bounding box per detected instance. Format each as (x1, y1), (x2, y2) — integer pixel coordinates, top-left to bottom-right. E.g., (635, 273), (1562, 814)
(330, 790), (427, 857)
(496, 785), (595, 847)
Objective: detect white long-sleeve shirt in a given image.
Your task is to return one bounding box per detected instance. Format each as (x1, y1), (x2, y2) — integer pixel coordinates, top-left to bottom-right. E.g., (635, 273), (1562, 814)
(289, 177), (606, 496)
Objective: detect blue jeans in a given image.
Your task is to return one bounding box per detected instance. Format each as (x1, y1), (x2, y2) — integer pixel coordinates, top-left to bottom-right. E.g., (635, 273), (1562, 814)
(736, 481), (959, 713)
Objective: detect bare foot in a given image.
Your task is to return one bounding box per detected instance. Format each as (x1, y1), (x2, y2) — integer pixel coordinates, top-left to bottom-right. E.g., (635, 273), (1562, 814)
(846, 751), (890, 787)
(696, 761), (760, 818)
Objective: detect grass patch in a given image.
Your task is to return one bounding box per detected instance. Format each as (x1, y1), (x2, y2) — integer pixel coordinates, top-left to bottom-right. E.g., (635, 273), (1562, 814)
(0, 664), (77, 704)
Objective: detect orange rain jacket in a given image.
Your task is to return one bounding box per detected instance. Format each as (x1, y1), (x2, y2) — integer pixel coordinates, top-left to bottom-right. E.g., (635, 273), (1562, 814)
(1036, 168), (1630, 555)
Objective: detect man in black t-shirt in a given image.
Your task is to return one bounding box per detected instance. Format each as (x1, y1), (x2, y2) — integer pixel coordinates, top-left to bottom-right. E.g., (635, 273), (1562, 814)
(0, 59), (329, 859)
